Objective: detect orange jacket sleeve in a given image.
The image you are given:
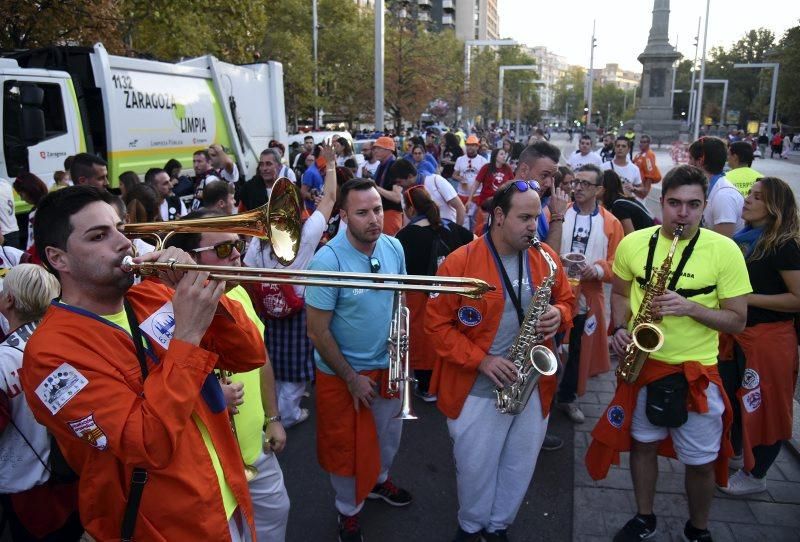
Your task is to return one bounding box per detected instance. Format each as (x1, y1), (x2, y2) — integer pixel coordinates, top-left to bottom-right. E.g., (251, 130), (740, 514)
(424, 252), (488, 371)
(23, 332), (220, 470)
(593, 211), (625, 283)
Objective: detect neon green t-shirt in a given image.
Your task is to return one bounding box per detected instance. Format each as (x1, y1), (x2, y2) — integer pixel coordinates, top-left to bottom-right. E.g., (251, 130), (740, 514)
(223, 286), (267, 466)
(102, 309), (238, 518)
(725, 167), (763, 197)
(612, 226), (752, 365)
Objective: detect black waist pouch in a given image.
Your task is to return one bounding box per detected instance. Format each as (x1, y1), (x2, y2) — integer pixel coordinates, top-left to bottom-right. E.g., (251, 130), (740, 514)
(646, 373), (689, 428)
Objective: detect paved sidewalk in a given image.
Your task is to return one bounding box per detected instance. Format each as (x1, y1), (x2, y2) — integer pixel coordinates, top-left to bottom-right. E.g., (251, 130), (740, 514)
(572, 366), (800, 542)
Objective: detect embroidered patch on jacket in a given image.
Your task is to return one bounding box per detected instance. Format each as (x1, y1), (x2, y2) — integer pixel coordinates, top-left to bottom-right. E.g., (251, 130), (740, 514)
(584, 314), (598, 336)
(741, 368), (760, 390)
(35, 363), (89, 414)
(742, 388), (762, 413)
(68, 413), (108, 450)
(607, 405), (625, 428)
(140, 302), (175, 348)
(457, 306), (482, 327)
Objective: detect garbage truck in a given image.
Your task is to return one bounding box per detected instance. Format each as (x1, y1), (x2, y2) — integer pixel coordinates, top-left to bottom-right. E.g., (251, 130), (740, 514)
(0, 43), (287, 212)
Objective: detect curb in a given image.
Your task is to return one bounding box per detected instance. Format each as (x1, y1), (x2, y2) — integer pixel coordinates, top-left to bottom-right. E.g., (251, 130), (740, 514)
(788, 399), (800, 460)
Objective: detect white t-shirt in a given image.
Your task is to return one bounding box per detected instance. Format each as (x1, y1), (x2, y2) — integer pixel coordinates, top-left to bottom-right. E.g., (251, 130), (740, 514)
(278, 165), (297, 184)
(358, 160), (380, 179)
(422, 174), (459, 223)
(159, 198), (188, 222)
(602, 159), (644, 203)
(567, 150), (603, 171)
(454, 154), (488, 197)
(244, 210), (327, 297)
(0, 179), (18, 235)
(704, 175), (744, 232)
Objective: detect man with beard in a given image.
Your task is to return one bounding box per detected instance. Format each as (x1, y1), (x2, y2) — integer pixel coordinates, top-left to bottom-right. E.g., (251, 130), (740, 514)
(20, 186), (266, 541)
(453, 135), (488, 230)
(69, 153), (109, 191)
(356, 141), (380, 180)
(188, 149), (221, 207)
(305, 178), (412, 542)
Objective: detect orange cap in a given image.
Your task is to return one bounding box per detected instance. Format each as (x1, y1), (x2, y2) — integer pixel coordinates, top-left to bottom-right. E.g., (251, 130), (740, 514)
(374, 136), (396, 152)
(465, 135), (480, 145)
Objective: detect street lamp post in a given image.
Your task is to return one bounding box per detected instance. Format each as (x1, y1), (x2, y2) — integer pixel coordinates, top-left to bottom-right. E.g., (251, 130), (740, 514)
(374, 0), (385, 132)
(693, 0), (711, 140)
(497, 65), (543, 127)
(463, 39), (517, 128)
(733, 63), (780, 133)
(688, 17), (701, 124)
(313, 0), (319, 129)
(692, 79), (728, 130)
(586, 20), (597, 130)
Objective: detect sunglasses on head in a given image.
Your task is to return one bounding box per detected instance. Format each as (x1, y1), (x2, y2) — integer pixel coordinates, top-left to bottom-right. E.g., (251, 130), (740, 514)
(191, 239), (245, 259)
(369, 256), (381, 273)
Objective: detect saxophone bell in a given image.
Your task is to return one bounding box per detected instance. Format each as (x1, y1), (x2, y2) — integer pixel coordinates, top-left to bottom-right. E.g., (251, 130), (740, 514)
(631, 323), (664, 353)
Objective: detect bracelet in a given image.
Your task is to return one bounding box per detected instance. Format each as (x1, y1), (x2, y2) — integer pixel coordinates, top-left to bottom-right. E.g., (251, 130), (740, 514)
(550, 213), (564, 222)
(326, 168), (336, 173)
(266, 415), (282, 424)
(550, 217), (564, 223)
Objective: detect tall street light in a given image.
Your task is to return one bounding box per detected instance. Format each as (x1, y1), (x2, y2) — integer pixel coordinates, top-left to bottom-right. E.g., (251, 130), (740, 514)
(497, 65), (543, 126)
(586, 20), (597, 130)
(688, 17), (701, 124)
(374, 0), (385, 132)
(733, 63), (780, 133)
(693, 0), (711, 141)
(463, 39), (517, 127)
(313, 0), (319, 129)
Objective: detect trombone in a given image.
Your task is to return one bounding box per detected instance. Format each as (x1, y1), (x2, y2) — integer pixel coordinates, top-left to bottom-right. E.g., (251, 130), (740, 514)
(120, 176), (495, 419)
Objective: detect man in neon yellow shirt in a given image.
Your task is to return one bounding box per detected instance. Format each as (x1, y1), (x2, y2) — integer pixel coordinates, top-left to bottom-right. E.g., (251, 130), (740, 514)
(726, 141), (763, 197)
(604, 165), (751, 542)
(167, 215), (289, 542)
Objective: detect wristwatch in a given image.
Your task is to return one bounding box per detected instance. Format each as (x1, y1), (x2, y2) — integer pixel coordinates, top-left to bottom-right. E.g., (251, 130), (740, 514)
(266, 415), (282, 424)
(612, 324), (627, 334)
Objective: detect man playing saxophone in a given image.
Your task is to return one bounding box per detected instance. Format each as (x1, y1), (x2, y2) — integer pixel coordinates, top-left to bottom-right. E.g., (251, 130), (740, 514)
(586, 165), (752, 542)
(425, 176), (574, 542)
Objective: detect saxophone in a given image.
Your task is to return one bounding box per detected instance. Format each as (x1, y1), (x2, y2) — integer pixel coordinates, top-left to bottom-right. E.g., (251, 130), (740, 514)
(616, 225), (684, 384)
(495, 237), (559, 415)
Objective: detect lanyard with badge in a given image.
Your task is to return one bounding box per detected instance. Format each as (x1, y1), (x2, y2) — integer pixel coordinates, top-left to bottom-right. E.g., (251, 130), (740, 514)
(486, 234), (524, 326)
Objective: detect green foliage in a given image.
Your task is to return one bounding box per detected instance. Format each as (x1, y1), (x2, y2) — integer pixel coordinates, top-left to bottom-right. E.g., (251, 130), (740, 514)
(776, 23), (800, 126)
(468, 46), (540, 127)
(552, 66), (585, 125)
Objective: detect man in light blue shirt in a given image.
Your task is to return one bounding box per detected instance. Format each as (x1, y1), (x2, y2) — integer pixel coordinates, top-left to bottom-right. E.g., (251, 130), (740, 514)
(306, 178), (412, 542)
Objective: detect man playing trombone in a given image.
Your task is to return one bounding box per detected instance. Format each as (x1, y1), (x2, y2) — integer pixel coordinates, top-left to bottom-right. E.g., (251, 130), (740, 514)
(306, 178), (412, 542)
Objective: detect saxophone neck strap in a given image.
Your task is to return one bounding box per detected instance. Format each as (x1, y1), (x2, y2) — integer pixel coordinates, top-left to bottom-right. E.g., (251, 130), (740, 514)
(643, 228), (701, 291)
(486, 233), (524, 326)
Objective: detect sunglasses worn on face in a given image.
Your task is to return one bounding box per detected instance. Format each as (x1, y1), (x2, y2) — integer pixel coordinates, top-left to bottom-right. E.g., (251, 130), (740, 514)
(369, 257), (381, 273)
(192, 239), (245, 259)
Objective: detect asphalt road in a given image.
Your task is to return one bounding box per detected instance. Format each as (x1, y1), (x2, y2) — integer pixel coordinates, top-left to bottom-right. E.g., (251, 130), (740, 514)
(277, 390), (575, 542)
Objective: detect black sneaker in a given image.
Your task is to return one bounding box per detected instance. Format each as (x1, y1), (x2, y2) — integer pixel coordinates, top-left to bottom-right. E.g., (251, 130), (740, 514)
(338, 513), (363, 542)
(541, 434), (564, 451)
(684, 520), (713, 542)
(613, 514), (657, 542)
(367, 478), (413, 507)
(482, 528), (509, 541)
(452, 526), (483, 542)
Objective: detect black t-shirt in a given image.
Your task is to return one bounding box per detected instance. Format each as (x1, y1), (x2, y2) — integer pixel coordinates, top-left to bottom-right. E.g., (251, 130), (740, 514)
(241, 175), (269, 211)
(746, 240), (800, 326)
(440, 145), (463, 179)
(610, 198), (654, 231)
(395, 222), (473, 275)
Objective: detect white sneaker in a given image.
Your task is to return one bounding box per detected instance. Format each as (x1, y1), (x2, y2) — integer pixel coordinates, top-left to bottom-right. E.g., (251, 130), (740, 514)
(729, 454), (744, 470)
(558, 402), (585, 423)
(718, 469), (767, 496)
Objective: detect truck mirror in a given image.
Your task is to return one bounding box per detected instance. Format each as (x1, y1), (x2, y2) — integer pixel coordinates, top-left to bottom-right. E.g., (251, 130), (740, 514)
(19, 84), (45, 144)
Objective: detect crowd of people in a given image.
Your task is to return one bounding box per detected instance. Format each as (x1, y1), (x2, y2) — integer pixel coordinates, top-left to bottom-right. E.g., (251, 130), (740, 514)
(0, 125), (797, 542)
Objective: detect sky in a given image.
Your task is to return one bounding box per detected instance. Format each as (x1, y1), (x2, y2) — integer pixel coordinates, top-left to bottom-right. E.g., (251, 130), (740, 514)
(499, 0), (800, 73)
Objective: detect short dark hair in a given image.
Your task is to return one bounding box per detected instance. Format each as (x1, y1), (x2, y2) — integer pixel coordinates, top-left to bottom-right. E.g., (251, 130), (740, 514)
(518, 141), (561, 167)
(575, 164), (603, 185)
(34, 186), (113, 274)
(164, 158), (182, 178)
(579, 134), (592, 143)
(661, 164), (708, 200)
(63, 155), (74, 171)
(304, 135), (314, 142)
(688, 136), (727, 174)
(387, 159), (417, 184)
(491, 181), (534, 219)
(615, 136), (630, 148)
(144, 168), (166, 186)
(69, 153), (107, 183)
(163, 209), (224, 253)
(729, 141), (754, 167)
(339, 178), (378, 209)
(202, 180), (234, 208)
(193, 149), (211, 160)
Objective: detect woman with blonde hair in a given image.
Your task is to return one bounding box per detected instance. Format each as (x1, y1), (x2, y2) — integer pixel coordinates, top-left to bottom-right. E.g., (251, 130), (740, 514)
(719, 177), (800, 495)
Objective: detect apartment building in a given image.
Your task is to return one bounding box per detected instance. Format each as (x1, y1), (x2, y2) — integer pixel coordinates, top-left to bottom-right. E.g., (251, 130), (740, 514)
(528, 46), (568, 115)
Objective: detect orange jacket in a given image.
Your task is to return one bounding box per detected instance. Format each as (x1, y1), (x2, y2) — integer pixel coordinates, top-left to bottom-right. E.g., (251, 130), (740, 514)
(633, 149), (662, 184)
(585, 359), (733, 486)
(21, 280), (266, 541)
(425, 235), (575, 420)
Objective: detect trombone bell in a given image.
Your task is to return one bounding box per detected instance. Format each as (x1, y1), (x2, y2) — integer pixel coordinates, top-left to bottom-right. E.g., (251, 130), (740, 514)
(123, 177), (302, 266)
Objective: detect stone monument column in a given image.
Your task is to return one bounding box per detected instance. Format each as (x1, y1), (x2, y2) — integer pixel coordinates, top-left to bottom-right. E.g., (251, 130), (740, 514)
(630, 0), (683, 143)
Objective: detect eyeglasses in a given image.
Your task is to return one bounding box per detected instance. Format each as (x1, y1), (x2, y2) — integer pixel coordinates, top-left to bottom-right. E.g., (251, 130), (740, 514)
(570, 179), (601, 189)
(369, 257), (381, 273)
(191, 239), (245, 259)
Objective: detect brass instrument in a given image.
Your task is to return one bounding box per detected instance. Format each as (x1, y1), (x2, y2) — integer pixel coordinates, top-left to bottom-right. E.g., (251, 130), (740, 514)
(123, 177), (302, 266)
(216, 370), (259, 481)
(388, 292), (416, 420)
(616, 226), (684, 384)
(495, 237), (559, 415)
